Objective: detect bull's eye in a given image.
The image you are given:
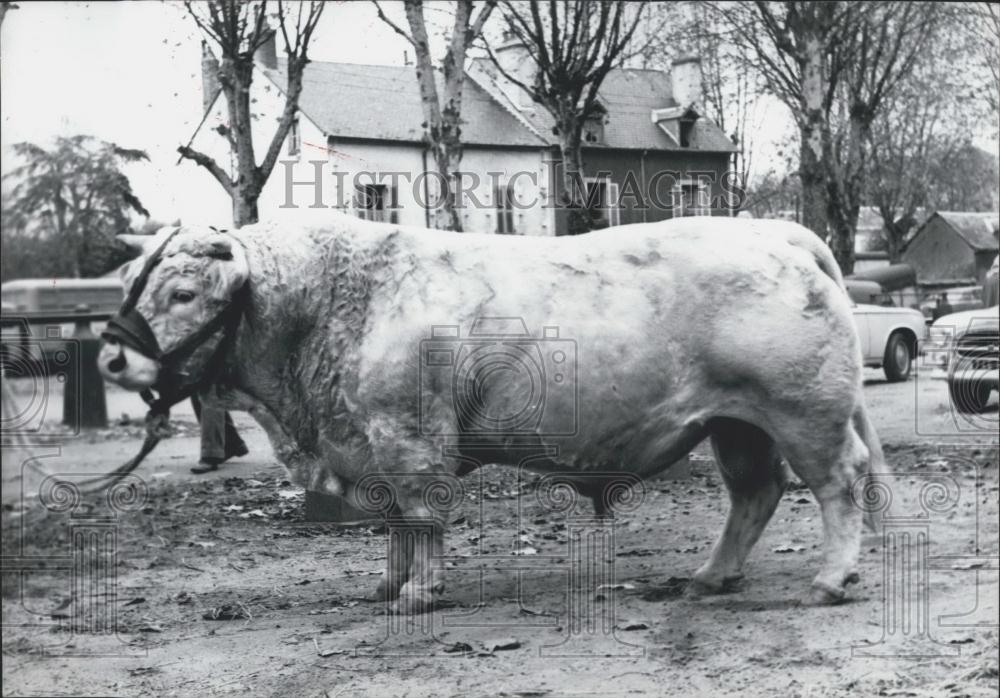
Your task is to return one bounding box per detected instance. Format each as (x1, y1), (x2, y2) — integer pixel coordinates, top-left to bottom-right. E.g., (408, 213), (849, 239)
(171, 290), (196, 304)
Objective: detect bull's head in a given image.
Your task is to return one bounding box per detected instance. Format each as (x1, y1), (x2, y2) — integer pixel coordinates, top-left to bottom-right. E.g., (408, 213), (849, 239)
(98, 226), (249, 393)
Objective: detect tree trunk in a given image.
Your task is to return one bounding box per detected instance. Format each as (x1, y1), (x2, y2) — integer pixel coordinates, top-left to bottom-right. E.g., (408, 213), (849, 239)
(222, 59), (261, 229)
(558, 129), (591, 235)
(798, 126), (827, 239)
(885, 221), (904, 263)
(429, 145), (462, 232)
(232, 189), (259, 228)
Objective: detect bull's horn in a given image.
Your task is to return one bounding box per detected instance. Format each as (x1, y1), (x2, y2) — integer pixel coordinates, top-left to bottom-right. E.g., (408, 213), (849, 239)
(116, 234), (154, 253)
(118, 226), (179, 254)
(204, 234), (234, 260)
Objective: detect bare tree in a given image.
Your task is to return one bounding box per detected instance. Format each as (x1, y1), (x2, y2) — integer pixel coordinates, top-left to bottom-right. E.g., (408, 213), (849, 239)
(0, 2), (17, 32)
(486, 1), (644, 234)
(965, 3), (1000, 117)
(178, 0), (323, 227)
(867, 10), (987, 262)
(373, 0), (497, 231)
(717, 1), (939, 273)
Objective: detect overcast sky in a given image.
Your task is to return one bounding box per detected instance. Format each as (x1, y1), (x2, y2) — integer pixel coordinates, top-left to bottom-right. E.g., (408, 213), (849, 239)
(0, 1), (886, 226)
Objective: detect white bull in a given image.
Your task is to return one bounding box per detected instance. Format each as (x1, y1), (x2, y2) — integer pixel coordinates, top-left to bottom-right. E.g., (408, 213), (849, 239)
(99, 214), (886, 613)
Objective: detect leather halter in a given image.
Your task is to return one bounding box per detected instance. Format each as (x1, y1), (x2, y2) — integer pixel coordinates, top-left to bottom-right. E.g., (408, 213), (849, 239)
(101, 228), (247, 411)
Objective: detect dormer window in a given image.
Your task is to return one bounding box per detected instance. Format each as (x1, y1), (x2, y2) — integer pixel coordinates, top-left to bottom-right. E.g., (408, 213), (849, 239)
(583, 117), (604, 144)
(679, 115), (695, 148)
(651, 105), (700, 148)
(583, 105), (607, 144)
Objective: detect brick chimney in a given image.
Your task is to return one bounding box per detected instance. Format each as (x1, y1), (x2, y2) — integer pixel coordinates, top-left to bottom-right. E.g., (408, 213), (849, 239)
(254, 29), (278, 70)
(494, 29), (535, 109)
(670, 55), (702, 108)
(201, 41), (221, 113)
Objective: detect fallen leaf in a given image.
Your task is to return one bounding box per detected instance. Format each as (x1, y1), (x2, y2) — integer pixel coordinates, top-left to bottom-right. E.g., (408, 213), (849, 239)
(484, 637), (521, 652)
(596, 583), (635, 592)
(443, 641), (473, 654)
(616, 621), (649, 631)
(951, 561), (985, 570)
(203, 604), (252, 621)
(772, 545), (806, 553)
(128, 667), (160, 677)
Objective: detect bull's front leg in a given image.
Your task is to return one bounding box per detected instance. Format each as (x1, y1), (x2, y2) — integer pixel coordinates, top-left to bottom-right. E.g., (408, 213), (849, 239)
(389, 495), (446, 615)
(361, 431), (455, 614)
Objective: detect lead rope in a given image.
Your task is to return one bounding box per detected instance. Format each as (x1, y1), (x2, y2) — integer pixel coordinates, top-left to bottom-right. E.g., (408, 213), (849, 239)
(59, 390), (183, 494)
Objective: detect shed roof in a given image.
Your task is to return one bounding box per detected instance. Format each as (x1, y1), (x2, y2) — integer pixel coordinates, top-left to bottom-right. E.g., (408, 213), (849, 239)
(935, 211), (1000, 251)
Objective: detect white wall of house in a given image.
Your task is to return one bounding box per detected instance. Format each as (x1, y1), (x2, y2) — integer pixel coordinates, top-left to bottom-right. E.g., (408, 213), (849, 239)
(182, 67), (556, 236)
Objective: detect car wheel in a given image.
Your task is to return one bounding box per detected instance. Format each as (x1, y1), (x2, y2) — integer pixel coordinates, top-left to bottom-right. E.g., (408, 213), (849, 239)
(948, 379), (993, 414)
(883, 332), (912, 382)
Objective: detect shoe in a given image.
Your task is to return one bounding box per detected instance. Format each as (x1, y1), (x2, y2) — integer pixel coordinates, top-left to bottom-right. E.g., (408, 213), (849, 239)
(191, 457), (222, 474)
(226, 443), (249, 460)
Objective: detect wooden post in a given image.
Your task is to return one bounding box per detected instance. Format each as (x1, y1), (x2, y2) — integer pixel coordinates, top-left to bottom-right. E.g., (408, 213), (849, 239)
(63, 305), (108, 429)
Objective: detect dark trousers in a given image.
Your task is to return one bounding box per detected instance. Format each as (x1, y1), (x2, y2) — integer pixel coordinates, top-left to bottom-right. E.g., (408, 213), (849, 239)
(190, 395), (246, 462)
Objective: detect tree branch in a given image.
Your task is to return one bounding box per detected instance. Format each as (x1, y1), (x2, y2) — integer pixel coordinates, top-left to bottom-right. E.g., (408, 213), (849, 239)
(176, 145), (234, 194)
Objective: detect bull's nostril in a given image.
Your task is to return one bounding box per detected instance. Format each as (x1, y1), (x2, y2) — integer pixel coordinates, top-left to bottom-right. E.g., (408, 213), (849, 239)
(108, 351), (126, 373)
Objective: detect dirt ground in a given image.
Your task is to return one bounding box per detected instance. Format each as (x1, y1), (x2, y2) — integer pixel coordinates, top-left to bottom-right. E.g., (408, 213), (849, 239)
(2, 374), (998, 697)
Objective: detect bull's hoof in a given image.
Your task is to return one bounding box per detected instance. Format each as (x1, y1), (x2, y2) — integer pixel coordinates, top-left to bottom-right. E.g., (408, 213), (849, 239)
(686, 573), (744, 598)
(389, 581), (440, 615)
(802, 581), (847, 606)
(373, 574), (404, 602)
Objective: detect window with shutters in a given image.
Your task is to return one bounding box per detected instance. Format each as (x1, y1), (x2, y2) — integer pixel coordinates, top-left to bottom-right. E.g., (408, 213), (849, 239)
(671, 179), (710, 217)
(495, 182), (516, 234)
(585, 176), (621, 228)
(354, 183), (398, 223)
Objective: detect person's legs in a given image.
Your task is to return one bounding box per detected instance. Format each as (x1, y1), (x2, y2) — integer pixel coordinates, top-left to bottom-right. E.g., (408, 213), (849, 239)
(191, 395), (247, 474)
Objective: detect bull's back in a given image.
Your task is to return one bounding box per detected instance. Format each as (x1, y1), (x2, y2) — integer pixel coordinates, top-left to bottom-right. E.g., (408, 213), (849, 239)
(354, 219), (859, 449)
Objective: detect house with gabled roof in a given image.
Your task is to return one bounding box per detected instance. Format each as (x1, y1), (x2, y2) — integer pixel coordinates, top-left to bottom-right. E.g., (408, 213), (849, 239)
(185, 33), (737, 235)
(903, 211), (1000, 287)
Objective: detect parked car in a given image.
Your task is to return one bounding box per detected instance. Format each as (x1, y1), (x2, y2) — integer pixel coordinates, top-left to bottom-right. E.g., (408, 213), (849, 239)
(925, 258), (1000, 413)
(851, 303), (927, 382)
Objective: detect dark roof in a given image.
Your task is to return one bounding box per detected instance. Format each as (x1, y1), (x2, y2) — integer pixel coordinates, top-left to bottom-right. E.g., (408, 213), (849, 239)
(473, 60), (735, 152)
(260, 58), (735, 153)
(935, 211), (1000, 251)
(260, 60), (545, 147)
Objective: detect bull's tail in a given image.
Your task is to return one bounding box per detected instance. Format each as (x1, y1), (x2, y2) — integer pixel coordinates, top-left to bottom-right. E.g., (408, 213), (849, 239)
(782, 226), (847, 293)
(852, 403), (894, 533)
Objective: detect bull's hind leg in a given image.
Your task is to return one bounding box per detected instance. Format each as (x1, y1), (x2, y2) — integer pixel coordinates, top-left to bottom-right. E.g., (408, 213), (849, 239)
(776, 411), (869, 605)
(689, 418), (787, 596)
(373, 504), (412, 602)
